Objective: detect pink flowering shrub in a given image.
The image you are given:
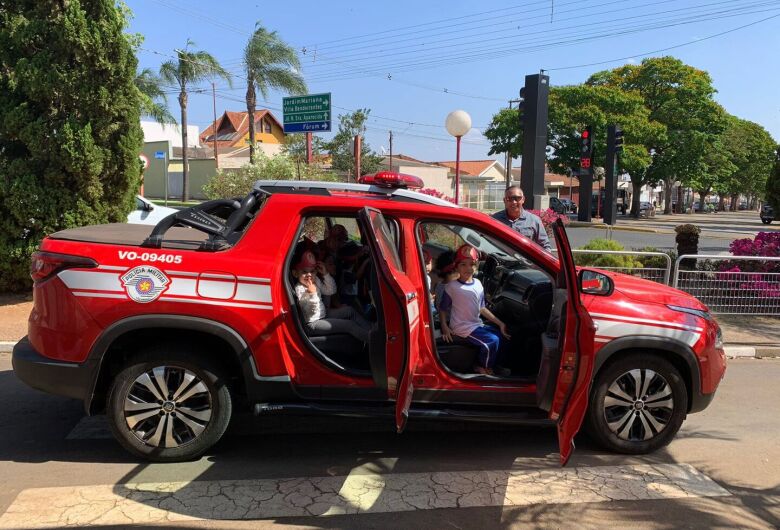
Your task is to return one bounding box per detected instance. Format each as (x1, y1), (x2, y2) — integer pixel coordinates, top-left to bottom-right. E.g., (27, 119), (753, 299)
(718, 232), (780, 298)
(418, 188), (456, 204)
(529, 208), (570, 236)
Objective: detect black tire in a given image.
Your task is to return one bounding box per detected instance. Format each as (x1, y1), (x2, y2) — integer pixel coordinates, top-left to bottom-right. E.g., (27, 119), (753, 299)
(106, 346), (232, 462)
(585, 354), (687, 455)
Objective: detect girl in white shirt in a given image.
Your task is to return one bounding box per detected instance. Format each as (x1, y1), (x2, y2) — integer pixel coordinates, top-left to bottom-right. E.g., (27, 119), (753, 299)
(293, 251), (369, 343)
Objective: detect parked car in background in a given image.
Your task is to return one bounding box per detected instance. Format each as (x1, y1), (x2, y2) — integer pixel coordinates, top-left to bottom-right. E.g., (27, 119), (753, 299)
(760, 204), (774, 224)
(549, 196), (567, 214)
(127, 195), (178, 225)
(560, 198), (577, 214)
(639, 201), (656, 218)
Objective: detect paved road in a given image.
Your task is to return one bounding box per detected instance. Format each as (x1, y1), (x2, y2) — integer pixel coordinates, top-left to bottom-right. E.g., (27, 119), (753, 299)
(563, 210), (777, 253)
(0, 354), (777, 529)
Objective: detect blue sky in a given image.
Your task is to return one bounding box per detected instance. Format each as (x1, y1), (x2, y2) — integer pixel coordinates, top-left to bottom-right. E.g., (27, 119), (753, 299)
(128, 0), (780, 162)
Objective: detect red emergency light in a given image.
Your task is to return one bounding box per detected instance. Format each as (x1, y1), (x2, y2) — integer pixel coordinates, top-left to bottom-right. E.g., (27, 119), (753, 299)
(359, 171), (424, 189)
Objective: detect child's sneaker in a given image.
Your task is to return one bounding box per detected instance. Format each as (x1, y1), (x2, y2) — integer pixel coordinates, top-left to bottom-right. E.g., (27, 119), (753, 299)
(494, 366), (512, 377)
(474, 366), (494, 376)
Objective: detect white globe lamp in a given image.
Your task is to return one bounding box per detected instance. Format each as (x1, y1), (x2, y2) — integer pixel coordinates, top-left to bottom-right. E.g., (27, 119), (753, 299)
(445, 110), (472, 205)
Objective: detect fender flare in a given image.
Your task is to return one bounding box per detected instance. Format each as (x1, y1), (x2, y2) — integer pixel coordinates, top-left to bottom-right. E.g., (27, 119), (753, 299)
(593, 335), (702, 408)
(85, 315), (270, 414)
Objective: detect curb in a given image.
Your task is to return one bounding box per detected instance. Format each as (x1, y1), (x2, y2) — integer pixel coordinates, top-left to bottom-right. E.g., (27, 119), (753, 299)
(0, 341), (15, 353)
(567, 221), (660, 234)
(724, 345), (780, 358)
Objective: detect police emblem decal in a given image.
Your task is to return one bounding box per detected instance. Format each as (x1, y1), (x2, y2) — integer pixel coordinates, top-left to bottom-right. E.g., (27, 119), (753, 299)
(121, 266), (170, 303)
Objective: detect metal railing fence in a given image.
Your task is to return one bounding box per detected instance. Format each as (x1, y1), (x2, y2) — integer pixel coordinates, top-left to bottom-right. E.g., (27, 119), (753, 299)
(672, 255), (780, 315)
(551, 249), (672, 285)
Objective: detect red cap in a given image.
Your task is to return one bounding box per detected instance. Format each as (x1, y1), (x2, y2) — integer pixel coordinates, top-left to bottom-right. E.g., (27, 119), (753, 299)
(294, 250), (317, 271)
(454, 244), (479, 264)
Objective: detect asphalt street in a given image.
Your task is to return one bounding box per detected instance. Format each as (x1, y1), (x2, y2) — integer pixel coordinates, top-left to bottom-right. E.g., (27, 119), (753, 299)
(563, 210), (779, 253)
(0, 353), (777, 529)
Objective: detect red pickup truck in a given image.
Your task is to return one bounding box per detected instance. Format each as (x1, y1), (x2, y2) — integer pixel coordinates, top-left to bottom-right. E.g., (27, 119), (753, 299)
(13, 174), (726, 463)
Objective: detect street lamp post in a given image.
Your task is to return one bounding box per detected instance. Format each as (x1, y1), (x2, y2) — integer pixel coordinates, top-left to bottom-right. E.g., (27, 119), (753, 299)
(445, 110), (472, 205)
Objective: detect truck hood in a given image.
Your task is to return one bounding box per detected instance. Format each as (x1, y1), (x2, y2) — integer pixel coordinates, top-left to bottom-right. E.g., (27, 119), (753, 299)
(607, 271), (709, 311)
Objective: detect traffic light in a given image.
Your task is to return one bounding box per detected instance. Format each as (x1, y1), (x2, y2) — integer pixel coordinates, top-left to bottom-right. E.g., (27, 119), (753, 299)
(614, 126), (624, 152)
(580, 126), (593, 169)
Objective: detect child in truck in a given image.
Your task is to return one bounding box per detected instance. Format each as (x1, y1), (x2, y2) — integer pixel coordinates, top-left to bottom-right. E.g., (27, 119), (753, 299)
(438, 244), (511, 376)
(292, 250), (369, 343)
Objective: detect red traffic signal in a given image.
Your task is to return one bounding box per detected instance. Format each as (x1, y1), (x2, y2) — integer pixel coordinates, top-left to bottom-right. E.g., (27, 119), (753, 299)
(582, 129), (590, 139)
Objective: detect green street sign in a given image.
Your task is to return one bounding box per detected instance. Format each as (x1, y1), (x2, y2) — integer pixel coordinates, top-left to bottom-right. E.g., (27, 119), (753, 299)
(283, 93), (331, 133)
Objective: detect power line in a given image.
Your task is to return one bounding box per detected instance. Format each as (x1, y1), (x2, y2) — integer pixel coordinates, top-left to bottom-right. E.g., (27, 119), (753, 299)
(303, 2), (779, 82)
(545, 11), (780, 70)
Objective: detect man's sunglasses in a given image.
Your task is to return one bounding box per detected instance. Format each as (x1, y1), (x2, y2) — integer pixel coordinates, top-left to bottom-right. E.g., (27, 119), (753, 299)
(505, 195), (524, 202)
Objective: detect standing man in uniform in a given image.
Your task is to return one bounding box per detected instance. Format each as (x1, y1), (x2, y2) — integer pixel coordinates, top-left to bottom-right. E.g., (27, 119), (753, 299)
(492, 185), (552, 252)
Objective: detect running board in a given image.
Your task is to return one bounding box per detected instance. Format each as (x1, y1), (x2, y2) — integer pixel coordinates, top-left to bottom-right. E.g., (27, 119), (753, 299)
(254, 402), (552, 425)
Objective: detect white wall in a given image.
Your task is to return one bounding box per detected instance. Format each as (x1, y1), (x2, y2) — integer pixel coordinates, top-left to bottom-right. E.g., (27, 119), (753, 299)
(141, 121), (201, 148)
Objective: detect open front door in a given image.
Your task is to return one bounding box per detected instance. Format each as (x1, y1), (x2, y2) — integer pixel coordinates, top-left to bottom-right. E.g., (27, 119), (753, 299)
(551, 219), (596, 465)
(358, 207), (421, 433)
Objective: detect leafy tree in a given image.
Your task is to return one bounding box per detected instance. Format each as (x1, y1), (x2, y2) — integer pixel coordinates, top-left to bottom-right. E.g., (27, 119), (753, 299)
(203, 154), (335, 199)
(484, 107), (523, 183)
(764, 146), (780, 211)
(243, 25), (306, 164)
(160, 40), (231, 201)
(0, 0), (143, 292)
(590, 57), (725, 214)
(327, 109), (382, 178)
(720, 116), (776, 209)
(282, 133), (327, 179)
(135, 68), (176, 125)
(688, 135), (736, 212)
(547, 83), (660, 217)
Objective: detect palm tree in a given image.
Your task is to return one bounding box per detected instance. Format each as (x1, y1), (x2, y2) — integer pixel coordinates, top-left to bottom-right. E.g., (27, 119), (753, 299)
(160, 40), (231, 201)
(244, 25), (307, 164)
(135, 68), (177, 125)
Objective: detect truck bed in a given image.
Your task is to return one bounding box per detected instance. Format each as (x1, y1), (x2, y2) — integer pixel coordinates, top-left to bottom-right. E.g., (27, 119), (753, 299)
(49, 223), (209, 250)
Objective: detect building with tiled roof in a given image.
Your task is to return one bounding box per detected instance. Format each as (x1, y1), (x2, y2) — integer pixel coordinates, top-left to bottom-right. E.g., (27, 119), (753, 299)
(200, 110), (285, 162)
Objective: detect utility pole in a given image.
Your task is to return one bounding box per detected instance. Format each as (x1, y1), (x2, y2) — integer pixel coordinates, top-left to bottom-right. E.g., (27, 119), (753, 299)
(211, 82), (218, 168)
(306, 132), (313, 164)
(353, 135), (362, 182)
(389, 130), (393, 170)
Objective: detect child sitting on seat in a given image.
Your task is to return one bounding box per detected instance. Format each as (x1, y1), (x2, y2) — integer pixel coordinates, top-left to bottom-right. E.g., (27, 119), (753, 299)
(292, 250), (369, 343)
(438, 244), (511, 376)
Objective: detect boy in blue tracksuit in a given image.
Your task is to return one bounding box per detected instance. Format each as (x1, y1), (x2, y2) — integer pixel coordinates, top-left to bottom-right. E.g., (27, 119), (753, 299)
(438, 244), (511, 376)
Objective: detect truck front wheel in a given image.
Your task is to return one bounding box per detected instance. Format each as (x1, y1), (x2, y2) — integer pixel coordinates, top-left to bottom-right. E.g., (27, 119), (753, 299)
(107, 347), (232, 462)
(585, 354), (687, 454)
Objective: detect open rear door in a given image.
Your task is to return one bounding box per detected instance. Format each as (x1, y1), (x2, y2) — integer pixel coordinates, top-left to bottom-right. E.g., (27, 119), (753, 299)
(358, 207), (421, 433)
(551, 219), (596, 465)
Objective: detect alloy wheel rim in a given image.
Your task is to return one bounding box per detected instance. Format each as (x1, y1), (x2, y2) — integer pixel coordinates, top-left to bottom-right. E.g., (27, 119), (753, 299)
(603, 368), (674, 442)
(123, 366), (212, 448)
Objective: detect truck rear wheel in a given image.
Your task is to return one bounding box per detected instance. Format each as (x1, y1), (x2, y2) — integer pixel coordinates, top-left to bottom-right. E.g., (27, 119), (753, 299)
(106, 347), (232, 462)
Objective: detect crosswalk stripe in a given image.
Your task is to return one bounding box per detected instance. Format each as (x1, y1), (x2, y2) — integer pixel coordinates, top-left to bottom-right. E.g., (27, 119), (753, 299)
(0, 464), (730, 528)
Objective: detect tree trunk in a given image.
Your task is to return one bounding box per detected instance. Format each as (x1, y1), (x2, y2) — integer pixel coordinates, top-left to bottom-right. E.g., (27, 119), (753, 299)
(663, 178), (674, 214)
(698, 190), (707, 212)
(677, 186), (685, 213)
(730, 194), (738, 211)
(179, 89), (189, 202)
(631, 180), (642, 218)
(246, 75), (256, 165)
(718, 196), (725, 211)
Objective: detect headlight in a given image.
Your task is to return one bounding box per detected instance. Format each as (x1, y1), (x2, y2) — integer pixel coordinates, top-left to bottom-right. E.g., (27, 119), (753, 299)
(667, 305), (714, 321)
